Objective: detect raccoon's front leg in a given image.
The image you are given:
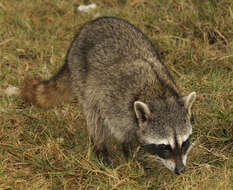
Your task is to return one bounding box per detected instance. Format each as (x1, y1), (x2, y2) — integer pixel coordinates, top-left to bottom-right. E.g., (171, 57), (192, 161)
(92, 141), (110, 164)
(121, 142), (132, 161)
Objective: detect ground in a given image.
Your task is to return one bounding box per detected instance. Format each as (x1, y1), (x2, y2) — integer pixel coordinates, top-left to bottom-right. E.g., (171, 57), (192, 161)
(0, 0), (232, 189)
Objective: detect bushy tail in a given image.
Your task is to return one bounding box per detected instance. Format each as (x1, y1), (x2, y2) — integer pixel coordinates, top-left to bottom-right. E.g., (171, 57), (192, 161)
(21, 63), (72, 107)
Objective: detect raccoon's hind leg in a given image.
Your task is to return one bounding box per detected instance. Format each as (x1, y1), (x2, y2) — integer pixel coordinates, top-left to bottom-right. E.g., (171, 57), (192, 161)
(85, 108), (111, 164)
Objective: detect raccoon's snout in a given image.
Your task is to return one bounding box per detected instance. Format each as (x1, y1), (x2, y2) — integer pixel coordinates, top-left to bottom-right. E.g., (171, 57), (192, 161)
(175, 164), (185, 175)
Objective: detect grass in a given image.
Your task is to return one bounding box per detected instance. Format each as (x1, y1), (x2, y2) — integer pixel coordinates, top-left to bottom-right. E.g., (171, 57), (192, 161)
(0, 0), (232, 189)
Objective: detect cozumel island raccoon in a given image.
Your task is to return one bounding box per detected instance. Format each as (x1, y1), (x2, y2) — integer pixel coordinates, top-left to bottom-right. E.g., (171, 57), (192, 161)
(21, 16), (196, 175)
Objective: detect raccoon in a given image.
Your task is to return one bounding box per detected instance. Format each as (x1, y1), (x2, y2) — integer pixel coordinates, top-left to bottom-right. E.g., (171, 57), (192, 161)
(21, 16), (196, 174)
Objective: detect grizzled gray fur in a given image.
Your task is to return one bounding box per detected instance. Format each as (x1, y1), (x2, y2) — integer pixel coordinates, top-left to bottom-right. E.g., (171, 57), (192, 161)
(22, 17), (196, 174)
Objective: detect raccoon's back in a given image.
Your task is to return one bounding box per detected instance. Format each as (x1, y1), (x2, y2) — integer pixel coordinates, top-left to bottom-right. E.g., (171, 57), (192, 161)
(67, 17), (178, 103)
(69, 17), (159, 68)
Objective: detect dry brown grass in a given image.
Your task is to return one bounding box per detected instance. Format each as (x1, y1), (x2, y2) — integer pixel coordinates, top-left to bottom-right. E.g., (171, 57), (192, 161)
(0, 0), (232, 189)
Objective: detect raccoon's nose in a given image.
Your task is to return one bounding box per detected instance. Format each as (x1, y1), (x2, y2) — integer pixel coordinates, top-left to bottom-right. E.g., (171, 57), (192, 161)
(175, 165), (186, 175)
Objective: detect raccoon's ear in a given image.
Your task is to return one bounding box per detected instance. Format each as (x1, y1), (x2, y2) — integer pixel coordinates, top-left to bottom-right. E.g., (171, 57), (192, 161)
(182, 92), (196, 115)
(134, 101), (151, 123)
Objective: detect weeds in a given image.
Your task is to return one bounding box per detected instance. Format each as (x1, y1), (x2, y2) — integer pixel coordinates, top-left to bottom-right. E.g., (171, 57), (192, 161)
(0, 0), (232, 189)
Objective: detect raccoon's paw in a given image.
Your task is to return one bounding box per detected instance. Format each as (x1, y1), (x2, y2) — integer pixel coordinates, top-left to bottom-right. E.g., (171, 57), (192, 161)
(93, 145), (111, 165)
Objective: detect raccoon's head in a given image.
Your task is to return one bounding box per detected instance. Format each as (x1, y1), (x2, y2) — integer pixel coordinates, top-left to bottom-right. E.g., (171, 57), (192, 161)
(134, 92), (196, 174)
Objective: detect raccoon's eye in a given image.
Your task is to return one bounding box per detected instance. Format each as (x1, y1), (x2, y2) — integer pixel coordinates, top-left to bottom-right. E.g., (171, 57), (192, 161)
(157, 144), (171, 151)
(143, 144), (172, 159)
(182, 137), (190, 153)
(156, 144), (172, 158)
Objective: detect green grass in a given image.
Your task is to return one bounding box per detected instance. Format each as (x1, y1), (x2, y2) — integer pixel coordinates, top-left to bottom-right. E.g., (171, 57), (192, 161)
(0, 0), (232, 189)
